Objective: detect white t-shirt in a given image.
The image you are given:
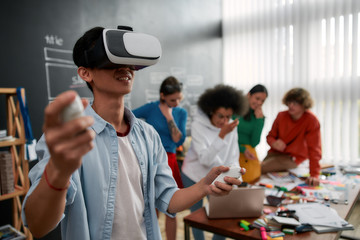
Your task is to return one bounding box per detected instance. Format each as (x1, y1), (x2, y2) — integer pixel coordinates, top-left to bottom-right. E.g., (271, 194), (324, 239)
(111, 135), (146, 240)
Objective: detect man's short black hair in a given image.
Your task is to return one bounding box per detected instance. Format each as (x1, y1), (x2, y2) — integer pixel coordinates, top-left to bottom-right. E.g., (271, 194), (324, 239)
(73, 27), (104, 92)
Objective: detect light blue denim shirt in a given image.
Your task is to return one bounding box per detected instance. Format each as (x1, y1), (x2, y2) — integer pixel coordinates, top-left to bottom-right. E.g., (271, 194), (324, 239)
(22, 105), (179, 240)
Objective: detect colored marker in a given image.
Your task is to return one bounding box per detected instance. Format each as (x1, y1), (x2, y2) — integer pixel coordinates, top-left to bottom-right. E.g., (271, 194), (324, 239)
(275, 185), (288, 192)
(296, 186), (306, 195)
(260, 227), (267, 240)
(283, 228), (295, 235)
(240, 219), (250, 226)
(239, 222), (249, 231)
(259, 183), (273, 188)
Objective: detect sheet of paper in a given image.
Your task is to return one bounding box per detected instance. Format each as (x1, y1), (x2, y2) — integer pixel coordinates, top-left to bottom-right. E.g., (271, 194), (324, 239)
(286, 203), (348, 228)
(272, 216), (301, 226)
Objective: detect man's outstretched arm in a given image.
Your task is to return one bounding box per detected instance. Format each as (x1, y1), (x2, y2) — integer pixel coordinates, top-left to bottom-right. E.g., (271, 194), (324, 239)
(24, 91), (95, 238)
(167, 166), (244, 213)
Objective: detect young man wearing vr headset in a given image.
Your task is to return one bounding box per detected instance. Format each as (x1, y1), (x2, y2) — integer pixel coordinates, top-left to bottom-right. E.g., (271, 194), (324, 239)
(21, 26), (243, 240)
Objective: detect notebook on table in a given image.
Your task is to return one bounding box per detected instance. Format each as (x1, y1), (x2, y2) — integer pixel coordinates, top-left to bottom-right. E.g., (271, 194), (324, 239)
(205, 187), (265, 219)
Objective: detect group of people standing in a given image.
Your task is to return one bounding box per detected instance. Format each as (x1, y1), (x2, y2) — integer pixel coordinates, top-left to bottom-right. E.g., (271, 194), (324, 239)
(134, 76), (322, 240)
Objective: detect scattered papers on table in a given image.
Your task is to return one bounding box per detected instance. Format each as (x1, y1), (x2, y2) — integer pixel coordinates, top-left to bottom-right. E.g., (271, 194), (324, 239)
(286, 203), (349, 228)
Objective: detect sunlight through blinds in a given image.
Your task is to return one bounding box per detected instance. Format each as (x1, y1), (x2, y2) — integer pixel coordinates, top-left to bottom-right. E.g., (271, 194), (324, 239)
(223, 0), (360, 164)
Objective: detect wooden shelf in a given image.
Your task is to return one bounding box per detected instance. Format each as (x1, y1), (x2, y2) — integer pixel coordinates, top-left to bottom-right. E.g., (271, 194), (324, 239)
(0, 88), (17, 94)
(0, 88), (32, 240)
(0, 138), (26, 147)
(0, 186), (27, 201)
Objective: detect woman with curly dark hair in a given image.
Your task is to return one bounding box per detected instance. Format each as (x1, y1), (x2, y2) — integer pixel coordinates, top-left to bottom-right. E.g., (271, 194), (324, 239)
(181, 84), (247, 240)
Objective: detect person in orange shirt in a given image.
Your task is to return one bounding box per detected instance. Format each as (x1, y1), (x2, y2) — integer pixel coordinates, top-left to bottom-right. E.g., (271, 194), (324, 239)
(261, 88), (322, 186)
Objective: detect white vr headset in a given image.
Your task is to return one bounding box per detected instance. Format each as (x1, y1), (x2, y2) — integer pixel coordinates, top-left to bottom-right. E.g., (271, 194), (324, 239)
(85, 26), (162, 70)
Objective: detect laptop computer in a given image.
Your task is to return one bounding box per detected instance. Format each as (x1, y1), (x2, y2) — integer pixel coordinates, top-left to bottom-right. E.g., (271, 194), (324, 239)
(205, 187), (265, 219)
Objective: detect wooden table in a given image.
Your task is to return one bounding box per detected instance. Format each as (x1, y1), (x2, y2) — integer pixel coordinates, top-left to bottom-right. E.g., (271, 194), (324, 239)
(184, 184), (360, 240)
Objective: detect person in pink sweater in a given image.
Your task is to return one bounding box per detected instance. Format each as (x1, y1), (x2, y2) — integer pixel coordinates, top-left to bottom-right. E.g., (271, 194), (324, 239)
(261, 88), (322, 186)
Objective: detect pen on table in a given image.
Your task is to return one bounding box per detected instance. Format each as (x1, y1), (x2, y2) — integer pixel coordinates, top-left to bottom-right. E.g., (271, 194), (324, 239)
(275, 185), (288, 192)
(345, 183), (349, 204)
(277, 210), (296, 214)
(260, 226), (267, 240)
(296, 186), (306, 195)
(259, 183), (273, 188)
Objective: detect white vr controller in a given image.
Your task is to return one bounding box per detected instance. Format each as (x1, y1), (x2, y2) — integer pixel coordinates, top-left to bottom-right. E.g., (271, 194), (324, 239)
(61, 94), (84, 122)
(212, 166), (243, 185)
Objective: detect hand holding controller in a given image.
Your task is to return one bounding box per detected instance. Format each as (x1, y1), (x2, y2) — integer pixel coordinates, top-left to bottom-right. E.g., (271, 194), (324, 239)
(212, 166), (243, 185)
(61, 94), (84, 122)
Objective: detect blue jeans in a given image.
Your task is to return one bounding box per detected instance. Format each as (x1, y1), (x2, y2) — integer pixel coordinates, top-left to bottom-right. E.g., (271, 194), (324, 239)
(181, 172), (225, 240)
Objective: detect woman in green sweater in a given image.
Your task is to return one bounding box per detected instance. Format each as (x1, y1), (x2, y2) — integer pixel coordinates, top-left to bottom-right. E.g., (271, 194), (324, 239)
(235, 84), (268, 182)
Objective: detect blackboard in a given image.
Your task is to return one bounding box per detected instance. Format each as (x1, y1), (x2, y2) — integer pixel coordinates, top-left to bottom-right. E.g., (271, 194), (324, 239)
(0, 0), (222, 140)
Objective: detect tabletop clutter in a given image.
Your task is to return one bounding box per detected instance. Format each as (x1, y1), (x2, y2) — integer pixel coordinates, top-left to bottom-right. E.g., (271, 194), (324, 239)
(236, 163), (359, 239)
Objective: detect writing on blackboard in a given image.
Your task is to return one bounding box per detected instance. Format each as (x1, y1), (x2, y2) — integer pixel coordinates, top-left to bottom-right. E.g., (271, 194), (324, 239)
(45, 35), (63, 46)
(72, 75), (84, 85)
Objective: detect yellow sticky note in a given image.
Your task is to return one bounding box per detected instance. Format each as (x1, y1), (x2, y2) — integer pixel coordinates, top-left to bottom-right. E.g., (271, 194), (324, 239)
(267, 237), (283, 240)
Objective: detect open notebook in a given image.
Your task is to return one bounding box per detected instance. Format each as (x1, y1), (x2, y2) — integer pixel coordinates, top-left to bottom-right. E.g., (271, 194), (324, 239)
(205, 187), (265, 219)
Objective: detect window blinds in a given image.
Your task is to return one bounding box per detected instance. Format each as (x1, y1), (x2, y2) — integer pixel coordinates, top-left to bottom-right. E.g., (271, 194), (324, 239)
(223, 0), (360, 164)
